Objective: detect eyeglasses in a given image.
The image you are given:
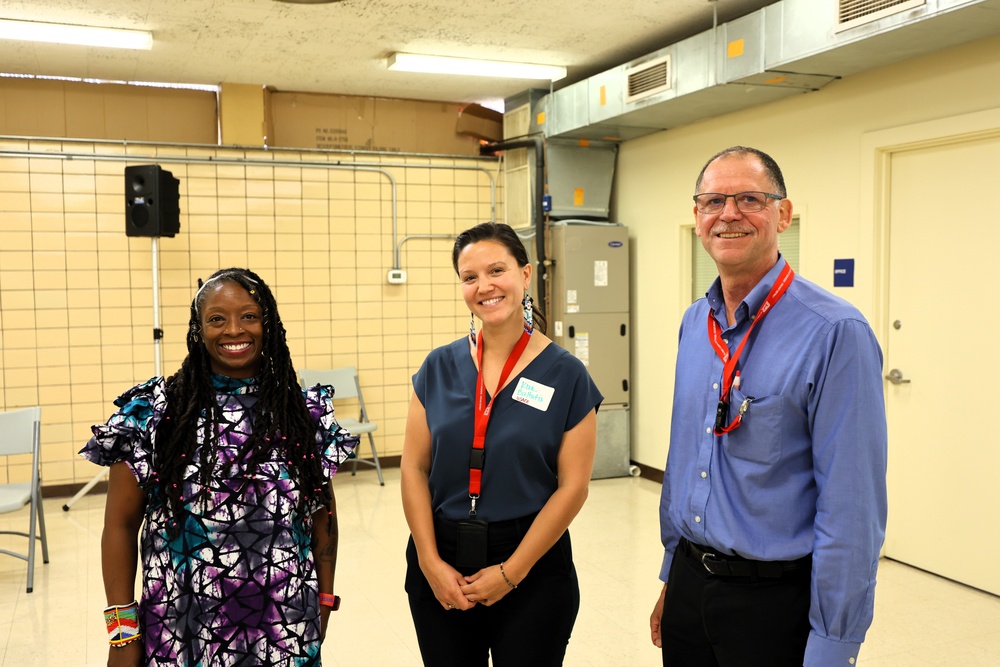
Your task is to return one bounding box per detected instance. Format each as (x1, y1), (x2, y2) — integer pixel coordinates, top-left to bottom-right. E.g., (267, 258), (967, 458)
(693, 191), (784, 214)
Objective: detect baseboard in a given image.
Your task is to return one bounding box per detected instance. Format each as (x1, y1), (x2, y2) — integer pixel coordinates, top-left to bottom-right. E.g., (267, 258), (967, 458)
(349, 455), (400, 469)
(629, 460), (664, 484)
(43, 481), (108, 500)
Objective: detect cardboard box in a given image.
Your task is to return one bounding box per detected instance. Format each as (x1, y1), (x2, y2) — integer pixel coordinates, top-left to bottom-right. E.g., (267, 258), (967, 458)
(0, 78), (217, 143)
(221, 83), (268, 146)
(456, 103), (503, 143)
(269, 92), (482, 155)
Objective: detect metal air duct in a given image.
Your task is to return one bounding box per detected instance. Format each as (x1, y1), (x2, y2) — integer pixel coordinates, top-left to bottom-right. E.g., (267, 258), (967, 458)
(537, 0), (1000, 141)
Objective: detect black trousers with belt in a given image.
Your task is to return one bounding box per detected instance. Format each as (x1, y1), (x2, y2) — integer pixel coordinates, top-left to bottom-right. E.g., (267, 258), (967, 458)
(661, 538), (812, 667)
(405, 513), (580, 667)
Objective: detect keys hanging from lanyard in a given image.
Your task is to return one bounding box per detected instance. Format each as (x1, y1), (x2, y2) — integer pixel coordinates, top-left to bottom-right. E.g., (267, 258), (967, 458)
(713, 373), (756, 434)
(468, 328), (532, 514)
(708, 262), (794, 436)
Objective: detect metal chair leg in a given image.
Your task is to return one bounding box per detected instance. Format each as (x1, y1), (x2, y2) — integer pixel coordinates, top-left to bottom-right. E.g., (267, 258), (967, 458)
(368, 432), (384, 486)
(37, 488), (49, 564)
(26, 489), (38, 593)
(349, 433), (383, 486)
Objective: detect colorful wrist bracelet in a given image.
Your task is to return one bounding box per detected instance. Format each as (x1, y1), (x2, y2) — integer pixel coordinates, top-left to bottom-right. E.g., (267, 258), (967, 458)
(319, 593), (341, 610)
(104, 601), (141, 647)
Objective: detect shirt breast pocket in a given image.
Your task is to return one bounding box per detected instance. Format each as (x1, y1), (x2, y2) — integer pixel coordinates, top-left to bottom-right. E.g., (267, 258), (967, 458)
(725, 387), (783, 465)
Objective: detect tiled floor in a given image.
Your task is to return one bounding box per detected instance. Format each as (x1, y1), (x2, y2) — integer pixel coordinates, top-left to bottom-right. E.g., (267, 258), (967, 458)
(2, 468), (999, 666)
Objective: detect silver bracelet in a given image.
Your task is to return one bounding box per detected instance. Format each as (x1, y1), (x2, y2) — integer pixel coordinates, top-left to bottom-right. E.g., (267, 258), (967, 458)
(500, 561), (517, 590)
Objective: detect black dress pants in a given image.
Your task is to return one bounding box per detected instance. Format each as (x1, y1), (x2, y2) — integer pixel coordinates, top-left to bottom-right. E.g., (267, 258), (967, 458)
(405, 514), (580, 667)
(661, 539), (811, 667)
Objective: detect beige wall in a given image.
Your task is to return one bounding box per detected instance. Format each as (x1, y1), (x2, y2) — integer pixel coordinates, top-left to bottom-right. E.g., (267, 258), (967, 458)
(0, 139), (499, 488)
(617, 33), (1000, 469)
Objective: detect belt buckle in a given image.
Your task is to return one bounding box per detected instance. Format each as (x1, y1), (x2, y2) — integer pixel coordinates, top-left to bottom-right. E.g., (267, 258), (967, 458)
(699, 550), (720, 574)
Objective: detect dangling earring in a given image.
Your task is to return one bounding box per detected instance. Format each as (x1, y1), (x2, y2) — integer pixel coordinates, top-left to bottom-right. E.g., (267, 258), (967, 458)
(522, 293), (534, 335)
(469, 311), (477, 347)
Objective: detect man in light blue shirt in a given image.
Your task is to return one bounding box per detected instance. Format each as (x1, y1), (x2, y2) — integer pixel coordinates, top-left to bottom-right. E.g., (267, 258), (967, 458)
(649, 146), (887, 667)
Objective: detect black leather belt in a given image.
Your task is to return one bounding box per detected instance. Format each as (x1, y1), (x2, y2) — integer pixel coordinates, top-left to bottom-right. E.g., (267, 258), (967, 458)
(681, 539), (810, 579)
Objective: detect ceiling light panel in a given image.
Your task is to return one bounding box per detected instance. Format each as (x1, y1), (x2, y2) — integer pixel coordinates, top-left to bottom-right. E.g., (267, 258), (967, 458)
(0, 19), (153, 50)
(387, 53), (566, 81)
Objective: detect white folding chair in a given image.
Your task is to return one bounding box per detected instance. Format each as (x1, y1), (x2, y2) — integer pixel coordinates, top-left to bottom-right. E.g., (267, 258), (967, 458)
(0, 406), (49, 593)
(300, 367), (384, 486)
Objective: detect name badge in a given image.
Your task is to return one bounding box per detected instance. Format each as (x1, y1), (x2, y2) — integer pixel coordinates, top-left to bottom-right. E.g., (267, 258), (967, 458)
(513, 377), (554, 412)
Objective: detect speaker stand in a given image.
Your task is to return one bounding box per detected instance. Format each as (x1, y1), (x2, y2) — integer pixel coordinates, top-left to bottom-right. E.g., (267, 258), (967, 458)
(64, 237), (164, 511)
(151, 236), (164, 374)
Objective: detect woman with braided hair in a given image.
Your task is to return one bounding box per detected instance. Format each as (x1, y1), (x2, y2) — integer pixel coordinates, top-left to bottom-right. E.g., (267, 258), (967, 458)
(81, 268), (358, 667)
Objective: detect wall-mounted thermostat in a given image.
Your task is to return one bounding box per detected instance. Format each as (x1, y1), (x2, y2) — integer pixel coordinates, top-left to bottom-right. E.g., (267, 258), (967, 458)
(387, 269), (408, 284)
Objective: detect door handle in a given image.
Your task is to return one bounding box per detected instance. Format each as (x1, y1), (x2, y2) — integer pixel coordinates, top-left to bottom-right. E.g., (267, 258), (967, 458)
(885, 368), (911, 385)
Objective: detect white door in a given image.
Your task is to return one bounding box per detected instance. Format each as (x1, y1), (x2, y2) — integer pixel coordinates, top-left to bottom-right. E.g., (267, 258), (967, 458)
(883, 135), (1000, 595)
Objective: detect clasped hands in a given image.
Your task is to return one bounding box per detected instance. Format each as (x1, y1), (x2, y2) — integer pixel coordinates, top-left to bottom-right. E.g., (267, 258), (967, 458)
(428, 559), (514, 611)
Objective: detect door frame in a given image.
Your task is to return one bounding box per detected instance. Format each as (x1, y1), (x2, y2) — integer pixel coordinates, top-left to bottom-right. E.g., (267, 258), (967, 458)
(861, 107), (1000, 564)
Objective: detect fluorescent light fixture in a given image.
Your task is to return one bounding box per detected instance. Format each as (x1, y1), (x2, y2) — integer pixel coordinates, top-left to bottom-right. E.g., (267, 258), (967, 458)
(0, 19), (153, 50)
(387, 52), (566, 81)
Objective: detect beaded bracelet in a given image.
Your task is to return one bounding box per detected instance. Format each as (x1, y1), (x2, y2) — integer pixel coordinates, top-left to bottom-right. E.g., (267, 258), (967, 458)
(104, 601), (141, 648)
(500, 562), (517, 590)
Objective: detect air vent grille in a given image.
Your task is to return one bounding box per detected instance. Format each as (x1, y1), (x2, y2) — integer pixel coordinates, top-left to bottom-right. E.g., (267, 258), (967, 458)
(838, 0), (924, 27)
(625, 55), (671, 104)
(504, 105), (531, 140)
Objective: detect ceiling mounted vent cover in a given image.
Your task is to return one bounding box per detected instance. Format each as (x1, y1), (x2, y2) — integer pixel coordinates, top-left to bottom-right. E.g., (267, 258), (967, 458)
(625, 54), (671, 104)
(838, 0), (925, 29)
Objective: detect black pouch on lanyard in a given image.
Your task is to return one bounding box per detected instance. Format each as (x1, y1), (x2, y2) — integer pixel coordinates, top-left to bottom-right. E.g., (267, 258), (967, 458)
(455, 518), (488, 569)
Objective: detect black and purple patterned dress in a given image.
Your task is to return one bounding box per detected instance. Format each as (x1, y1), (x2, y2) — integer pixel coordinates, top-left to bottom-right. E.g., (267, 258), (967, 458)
(81, 373), (359, 666)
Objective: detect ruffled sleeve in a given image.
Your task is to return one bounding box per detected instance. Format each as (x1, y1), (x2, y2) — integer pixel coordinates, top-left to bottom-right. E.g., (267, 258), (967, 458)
(304, 383), (360, 480)
(79, 377), (166, 486)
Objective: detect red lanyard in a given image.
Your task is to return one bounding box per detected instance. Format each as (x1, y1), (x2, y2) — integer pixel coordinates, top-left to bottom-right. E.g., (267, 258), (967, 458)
(469, 328), (532, 507)
(708, 262), (794, 435)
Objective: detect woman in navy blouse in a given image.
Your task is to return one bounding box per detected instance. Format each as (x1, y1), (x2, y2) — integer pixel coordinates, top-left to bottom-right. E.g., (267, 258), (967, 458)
(401, 222), (603, 666)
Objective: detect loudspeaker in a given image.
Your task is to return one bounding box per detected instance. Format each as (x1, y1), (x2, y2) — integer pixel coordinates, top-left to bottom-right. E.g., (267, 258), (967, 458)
(125, 165), (180, 237)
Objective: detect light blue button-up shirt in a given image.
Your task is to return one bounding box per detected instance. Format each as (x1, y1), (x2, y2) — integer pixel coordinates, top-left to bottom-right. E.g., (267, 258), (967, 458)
(659, 257), (888, 666)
